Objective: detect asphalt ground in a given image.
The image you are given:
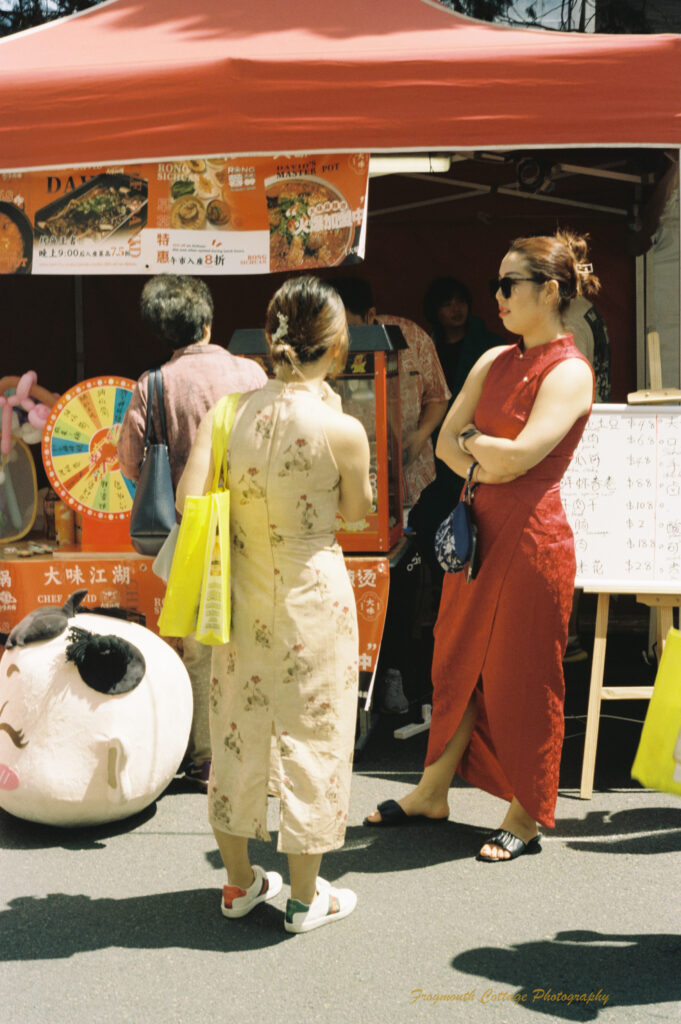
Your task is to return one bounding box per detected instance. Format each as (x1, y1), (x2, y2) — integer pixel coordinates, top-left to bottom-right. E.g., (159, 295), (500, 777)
(2, 616), (681, 1024)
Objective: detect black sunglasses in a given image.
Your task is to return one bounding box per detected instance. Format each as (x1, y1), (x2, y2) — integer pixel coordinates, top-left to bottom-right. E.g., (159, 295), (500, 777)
(489, 275), (547, 300)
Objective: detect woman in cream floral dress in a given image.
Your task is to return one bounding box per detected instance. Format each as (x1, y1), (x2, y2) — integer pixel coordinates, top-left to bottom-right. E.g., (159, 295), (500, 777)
(178, 276), (371, 933)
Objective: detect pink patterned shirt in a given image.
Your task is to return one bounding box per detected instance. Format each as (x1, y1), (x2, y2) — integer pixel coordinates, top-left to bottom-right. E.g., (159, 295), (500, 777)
(118, 343), (267, 492)
(377, 314), (450, 505)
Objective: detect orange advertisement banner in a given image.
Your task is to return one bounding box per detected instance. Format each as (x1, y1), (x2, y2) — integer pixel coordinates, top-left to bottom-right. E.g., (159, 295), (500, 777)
(0, 554), (165, 637)
(1, 552), (388, 676)
(0, 153), (369, 276)
(0, 552), (388, 675)
(345, 556), (390, 674)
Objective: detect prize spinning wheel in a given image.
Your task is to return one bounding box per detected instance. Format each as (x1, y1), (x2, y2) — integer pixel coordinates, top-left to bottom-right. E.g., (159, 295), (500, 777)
(42, 376), (137, 522)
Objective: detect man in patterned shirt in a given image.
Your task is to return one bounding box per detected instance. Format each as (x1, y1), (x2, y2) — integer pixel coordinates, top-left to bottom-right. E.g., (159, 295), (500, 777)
(118, 275), (266, 788)
(331, 277), (450, 507)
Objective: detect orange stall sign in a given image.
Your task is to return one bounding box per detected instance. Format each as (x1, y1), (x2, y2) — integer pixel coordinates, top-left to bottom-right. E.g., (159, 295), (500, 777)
(0, 153), (369, 277)
(0, 552), (165, 638)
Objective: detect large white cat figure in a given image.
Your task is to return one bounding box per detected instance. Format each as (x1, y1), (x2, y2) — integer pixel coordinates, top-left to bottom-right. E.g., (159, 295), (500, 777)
(0, 591), (192, 826)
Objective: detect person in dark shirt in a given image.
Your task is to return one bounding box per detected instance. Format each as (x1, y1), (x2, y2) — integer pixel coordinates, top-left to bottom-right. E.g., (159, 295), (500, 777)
(409, 277), (502, 565)
(424, 275), (504, 427)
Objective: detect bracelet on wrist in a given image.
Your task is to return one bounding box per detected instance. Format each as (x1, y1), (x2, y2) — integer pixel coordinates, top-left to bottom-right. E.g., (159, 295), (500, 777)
(459, 427), (480, 454)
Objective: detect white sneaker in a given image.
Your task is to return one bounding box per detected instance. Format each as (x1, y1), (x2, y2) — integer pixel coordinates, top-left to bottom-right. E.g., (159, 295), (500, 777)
(284, 877), (357, 933)
(221, 865), (283, 918)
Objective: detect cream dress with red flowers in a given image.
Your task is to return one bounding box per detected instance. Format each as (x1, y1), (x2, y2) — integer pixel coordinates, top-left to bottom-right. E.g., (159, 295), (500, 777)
(208, 379), (359, 854)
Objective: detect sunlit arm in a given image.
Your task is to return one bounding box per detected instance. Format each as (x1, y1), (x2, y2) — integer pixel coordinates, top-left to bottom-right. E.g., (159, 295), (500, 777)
(435, 346), (507, 478)
(404, 399), (448, 467)
(334, 414), (373, 522)
(418, 399), (448, 439)
(175, 408), (215, 514)
(465, 358), (593, 476)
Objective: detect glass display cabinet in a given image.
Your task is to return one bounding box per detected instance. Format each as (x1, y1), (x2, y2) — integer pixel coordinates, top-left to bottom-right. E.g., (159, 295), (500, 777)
(331, 324), (404, 552)
(228, 322), (406, 553)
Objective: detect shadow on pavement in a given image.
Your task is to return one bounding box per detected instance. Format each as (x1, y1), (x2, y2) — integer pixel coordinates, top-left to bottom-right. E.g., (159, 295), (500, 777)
(451, 929), (681, 1020)
(0, 803), (158, 851)
(325, 821), (489, 873)
(552, 807), (681, 854)
(203, 819), (489, 879)
(0, 889), (289, 959)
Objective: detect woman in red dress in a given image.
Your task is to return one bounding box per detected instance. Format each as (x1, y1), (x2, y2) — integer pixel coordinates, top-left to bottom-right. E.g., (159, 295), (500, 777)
(366, 231), (598, 861)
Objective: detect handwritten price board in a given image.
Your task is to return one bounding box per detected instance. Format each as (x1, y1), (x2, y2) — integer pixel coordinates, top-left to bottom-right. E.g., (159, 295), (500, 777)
(561, 404), (681, 592)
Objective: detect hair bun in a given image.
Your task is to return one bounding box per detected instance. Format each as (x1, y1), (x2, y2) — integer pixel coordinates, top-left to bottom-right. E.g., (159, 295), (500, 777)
(557, 229), (600, 297)
(265, 276), (349, 377)
(556, 229), (589, 264)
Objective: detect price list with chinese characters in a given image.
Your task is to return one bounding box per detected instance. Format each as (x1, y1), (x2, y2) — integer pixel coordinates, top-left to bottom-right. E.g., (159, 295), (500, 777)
(561, 405), (681, 592)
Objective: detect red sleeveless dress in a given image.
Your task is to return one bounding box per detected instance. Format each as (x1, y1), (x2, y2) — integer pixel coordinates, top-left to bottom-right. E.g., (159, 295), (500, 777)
(427, 335), (593, 828)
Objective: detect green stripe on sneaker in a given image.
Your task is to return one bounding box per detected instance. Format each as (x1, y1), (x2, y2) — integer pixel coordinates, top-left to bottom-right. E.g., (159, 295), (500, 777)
(285, 898), (310, 924)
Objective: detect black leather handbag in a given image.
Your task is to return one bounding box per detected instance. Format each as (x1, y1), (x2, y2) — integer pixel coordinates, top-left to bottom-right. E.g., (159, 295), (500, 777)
(129, 369), (176, 556)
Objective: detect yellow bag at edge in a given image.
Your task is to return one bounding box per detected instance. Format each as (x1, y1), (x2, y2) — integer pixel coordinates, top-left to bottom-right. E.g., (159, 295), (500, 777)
(157, 393), (240, 645)
(631, 627), (681, 796)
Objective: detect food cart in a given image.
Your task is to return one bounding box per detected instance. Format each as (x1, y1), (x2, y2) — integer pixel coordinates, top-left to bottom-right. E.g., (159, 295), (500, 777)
(1, 0), (680, 749)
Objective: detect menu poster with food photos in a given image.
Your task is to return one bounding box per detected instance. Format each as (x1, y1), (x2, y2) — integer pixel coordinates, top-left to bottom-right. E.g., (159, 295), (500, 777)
(0, 153), (370, 276)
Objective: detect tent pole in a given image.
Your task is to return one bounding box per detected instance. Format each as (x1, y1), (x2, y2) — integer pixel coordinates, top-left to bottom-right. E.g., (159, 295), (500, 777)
(370, 189), (487, 218)
(636, 254), (647, 390)
(376, 175), (628, 218)
(557, 162), (649, 184)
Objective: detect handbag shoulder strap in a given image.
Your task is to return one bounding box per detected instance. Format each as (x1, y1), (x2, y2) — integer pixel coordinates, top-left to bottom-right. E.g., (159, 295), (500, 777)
(464, 460), (479, 505)
(143, 371), (155, 452)
(155, 370), (169, 447)
(210, 392), (242, 491)
(143, 369), (168, 450)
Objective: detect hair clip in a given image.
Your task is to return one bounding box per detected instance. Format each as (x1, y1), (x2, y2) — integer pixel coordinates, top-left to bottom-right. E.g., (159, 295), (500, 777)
(271, 312), (289, 343)
(576, 263), (593, 274)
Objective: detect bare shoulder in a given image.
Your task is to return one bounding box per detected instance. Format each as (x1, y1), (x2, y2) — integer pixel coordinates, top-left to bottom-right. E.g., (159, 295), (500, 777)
(563, 353), (594, 378)
(319, 403), (367, 448)
(317, 407), (369, 479)
(476, 344), (513, 370)
(462, 344), (512, 390)
(538, 356), (594, 416)
(544, 355), (594, 391)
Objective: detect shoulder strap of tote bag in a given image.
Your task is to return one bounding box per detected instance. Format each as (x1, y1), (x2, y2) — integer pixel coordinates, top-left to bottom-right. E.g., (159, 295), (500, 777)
(155, 370), (169, 448)
(209, 392), (242, 492)
(143, 369), (169, 452)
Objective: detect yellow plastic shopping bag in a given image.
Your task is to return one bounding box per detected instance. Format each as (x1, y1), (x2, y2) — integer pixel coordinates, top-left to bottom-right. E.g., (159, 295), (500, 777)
(195, 490), (231, 645)
(631, 628), (681, 796)
(157, 494), (212, 637)
(157, 392), (240, 642)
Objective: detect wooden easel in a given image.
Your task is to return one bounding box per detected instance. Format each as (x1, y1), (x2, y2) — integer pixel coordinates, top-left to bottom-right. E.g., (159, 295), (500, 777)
(627, 331), (681, 405)
(580, 333), (681, 797)
(580, 588), (681, 798)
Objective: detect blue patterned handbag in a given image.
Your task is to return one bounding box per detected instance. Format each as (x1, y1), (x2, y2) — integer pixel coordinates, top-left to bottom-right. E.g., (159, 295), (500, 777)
(433, 462), (479, 581)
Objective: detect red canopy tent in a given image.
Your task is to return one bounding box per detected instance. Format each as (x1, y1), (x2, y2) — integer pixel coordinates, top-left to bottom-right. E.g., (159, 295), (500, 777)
(0, 0), (680, 172)
(0, 0), (678, 401)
